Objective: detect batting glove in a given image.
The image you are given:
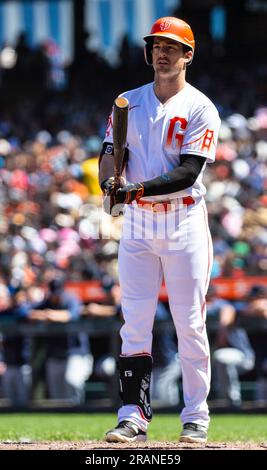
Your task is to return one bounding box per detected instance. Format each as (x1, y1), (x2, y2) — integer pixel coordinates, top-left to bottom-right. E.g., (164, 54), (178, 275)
(115, 183), (144, 204)
(102, 177), (127, 217)
(101, 176), (127, 195)
(100, 177), (115, 195)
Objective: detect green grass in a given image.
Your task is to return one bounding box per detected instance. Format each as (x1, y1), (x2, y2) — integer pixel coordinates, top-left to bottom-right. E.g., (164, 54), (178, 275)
(0, 414), (265, 442)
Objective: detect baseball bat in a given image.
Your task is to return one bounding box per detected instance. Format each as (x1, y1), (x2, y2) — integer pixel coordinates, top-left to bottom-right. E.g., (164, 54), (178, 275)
(113, 96), (129, 188)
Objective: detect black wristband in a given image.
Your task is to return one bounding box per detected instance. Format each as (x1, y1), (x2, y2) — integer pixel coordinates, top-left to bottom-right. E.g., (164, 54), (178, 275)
(100, 142), (114, 157)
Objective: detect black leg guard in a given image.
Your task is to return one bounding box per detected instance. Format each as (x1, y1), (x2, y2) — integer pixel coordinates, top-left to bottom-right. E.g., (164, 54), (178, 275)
(118, 355), (153, 421)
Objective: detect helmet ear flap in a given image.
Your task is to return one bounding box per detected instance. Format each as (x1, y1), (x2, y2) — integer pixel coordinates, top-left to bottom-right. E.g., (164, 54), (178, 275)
(144, 40), (153, 65)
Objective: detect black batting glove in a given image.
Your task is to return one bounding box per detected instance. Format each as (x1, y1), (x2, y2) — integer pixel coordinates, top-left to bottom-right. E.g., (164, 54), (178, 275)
(101, 176), (127, 195)
(115, 183), (144, 204)
(102, 177), (128, 217)
(100, 177), (115, 195)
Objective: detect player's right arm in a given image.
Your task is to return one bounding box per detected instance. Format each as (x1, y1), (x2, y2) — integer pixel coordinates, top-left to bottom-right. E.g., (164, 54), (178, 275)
(99, 144), (127, 217)
(98, 153), (114, 192)
(99, 104), (116, 192)
(99, 142), (128, 194)
(99, 97), (129, 194)
(98, 140), (115, 192)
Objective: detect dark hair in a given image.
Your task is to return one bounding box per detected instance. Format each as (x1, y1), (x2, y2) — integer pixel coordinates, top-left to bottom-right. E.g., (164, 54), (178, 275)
(182, 44), (191, 54)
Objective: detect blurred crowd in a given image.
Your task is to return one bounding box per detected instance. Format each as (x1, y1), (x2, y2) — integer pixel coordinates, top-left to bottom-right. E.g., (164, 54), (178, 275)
(0, 34), (266, 286)
(206, 108), (267, 278)
(0, 32), (266, 407)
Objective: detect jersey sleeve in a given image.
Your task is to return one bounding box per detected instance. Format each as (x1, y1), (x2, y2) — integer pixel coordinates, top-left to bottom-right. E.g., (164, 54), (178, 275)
(181, 105), (221, 163)
(103, 107), (114, 144)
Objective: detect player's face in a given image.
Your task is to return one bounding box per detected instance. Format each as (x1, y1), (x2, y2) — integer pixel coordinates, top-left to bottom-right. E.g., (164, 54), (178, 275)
(152, 37), (188, 77)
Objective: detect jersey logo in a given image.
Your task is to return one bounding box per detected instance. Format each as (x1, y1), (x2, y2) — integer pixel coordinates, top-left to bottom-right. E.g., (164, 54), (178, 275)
(105, 144), (114, 155)
(181, 129), (215, 153)
(166, 117), (188, 149)
(201, 129), (214, 152)
(160, 18), (174, 31)
(124, 370), (133, 377)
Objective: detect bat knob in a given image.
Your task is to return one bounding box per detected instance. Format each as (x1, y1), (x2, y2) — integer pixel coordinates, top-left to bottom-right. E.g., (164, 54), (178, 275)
(115, 97), (129, 109)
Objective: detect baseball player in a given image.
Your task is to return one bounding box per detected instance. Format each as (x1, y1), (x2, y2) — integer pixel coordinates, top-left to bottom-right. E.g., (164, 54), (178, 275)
(99, 16), (221, 443)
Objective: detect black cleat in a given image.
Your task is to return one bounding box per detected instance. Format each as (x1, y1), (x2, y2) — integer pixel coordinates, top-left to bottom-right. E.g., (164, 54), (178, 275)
(179, 422), (207, 443)
(105, 420), (147, 443)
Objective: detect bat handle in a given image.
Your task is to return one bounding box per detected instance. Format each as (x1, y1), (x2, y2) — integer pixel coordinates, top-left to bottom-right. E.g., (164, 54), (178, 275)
(114, 172), (121, 190)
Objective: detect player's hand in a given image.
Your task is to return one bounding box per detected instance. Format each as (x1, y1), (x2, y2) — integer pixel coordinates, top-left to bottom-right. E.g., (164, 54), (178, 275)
(101, 177), (116, 195)
(115, 183), (144, 204)
(102, 177), (126, 217)
(101, 176), (126, 195)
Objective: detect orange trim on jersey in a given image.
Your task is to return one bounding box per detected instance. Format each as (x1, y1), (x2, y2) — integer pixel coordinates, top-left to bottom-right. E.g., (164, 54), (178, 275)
(202, 204), (212, 293)
(200, 298), (210, 375)
(105, 113), (113, 137)
(201, 300), (206, 320)
(201, 205), (212, 327)
(181, 129), (216, 151)
(200, 206), (212, 374)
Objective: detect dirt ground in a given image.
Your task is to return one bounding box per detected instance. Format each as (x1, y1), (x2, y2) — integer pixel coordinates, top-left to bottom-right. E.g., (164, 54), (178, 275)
(0, 440), (266, 450)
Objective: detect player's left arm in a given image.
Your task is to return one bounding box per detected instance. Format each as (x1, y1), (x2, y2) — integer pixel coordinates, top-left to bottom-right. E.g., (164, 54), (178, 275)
(141, 154), (206, 196)
(115, 154), (206, 203)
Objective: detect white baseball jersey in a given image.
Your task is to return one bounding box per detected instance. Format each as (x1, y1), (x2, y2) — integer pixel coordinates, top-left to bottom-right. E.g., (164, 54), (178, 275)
(104, 82), (221, 201)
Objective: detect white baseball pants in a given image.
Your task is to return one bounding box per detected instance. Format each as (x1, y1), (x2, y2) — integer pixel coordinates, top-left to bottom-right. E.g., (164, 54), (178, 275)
(117, 198), (212, 430)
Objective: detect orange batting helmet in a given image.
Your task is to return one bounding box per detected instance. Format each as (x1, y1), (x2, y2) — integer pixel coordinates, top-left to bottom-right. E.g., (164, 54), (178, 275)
(143, 17), (195, 66)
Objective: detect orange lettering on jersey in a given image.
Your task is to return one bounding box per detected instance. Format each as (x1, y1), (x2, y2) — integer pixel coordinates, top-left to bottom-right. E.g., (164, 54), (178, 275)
(166, 117), (188, 149)
(201, 129), (214, 152)
(105, 114), (113, 137)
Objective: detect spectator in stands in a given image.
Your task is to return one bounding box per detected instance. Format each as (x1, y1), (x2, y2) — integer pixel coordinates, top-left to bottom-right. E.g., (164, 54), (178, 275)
(151, 302), (181, 406)
(241, 286), (267, 400)
(28, 278), (93, 404)
(0, 288), (32, 407)
(84, 279), (121, 381)
(207, 285), (255, 406)
(242, 285), (267, 320)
